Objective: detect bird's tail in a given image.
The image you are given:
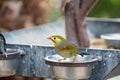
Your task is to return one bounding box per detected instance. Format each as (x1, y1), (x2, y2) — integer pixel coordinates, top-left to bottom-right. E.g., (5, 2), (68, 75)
(79, 52), (89, 57)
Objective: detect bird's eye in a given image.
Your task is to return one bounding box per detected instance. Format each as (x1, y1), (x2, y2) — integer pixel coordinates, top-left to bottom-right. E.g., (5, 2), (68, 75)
(53, 37), (56, 40)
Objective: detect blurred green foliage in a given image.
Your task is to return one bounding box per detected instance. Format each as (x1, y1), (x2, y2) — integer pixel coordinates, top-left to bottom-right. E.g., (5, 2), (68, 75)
(47, 0), (120, 23)
(88, 0), (120, 18)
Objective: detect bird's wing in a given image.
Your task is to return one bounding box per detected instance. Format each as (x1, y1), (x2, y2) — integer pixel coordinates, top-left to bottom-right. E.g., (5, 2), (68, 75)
(58, 41), (79, 54)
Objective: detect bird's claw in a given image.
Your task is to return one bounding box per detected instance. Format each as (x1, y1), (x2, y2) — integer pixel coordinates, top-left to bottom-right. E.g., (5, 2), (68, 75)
(58, 58), (66, 63)
(72, 57), (77, 63)
(3, 53), (8, 58)
(58, 59), (62, 62)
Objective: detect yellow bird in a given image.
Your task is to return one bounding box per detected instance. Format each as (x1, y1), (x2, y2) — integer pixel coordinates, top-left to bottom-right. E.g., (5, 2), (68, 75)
(47, 35), (79, 62)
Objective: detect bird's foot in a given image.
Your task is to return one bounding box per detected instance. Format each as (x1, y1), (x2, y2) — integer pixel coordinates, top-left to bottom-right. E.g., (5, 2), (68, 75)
(58, 58), (66, 63)
(72, 57), (76, 63)
(3, 53), (8, 58)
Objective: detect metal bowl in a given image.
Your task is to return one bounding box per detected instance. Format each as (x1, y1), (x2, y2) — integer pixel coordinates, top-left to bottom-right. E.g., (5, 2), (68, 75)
(101, 33), (120, 49)
(45, 55), (101, 79)
(0, 49), (20, 77)
(87, 18), (120, 39)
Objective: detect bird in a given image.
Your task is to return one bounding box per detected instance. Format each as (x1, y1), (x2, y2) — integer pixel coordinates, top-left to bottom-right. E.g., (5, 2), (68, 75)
(47, 35), (80, 63)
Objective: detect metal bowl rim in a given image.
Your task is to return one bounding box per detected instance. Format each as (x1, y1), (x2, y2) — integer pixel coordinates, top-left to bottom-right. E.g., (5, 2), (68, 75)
(0, 49), (20, 60)
(101, 33), (120, 40)
(45, 55), (101, 67)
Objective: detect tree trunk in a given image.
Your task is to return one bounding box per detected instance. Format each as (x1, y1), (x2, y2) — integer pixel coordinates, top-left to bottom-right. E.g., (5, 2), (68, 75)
(61, 0), (98, 47)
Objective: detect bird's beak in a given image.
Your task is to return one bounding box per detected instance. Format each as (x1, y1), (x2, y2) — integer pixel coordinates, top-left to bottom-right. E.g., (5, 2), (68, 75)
(47, 37), (51, 40)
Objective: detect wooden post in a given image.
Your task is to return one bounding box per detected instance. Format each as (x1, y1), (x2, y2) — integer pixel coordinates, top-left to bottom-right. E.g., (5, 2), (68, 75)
(61, 0), (98, 47)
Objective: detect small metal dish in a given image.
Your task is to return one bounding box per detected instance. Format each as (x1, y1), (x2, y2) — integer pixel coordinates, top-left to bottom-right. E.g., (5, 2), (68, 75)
(101, 33), (120, 49)
(0, 49), (20, 77)
(45, 55), (102, 79)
